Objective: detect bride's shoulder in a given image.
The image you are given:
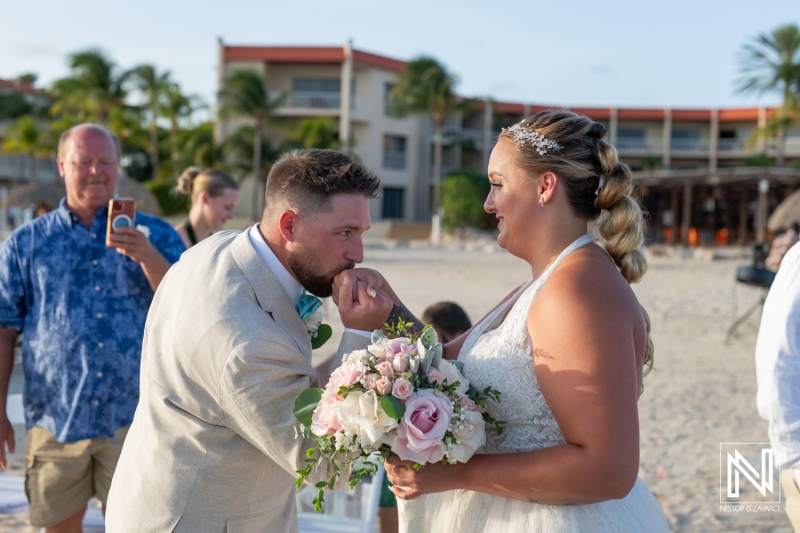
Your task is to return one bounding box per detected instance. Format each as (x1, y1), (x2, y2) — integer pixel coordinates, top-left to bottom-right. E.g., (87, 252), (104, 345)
(531, 246), (640, 326)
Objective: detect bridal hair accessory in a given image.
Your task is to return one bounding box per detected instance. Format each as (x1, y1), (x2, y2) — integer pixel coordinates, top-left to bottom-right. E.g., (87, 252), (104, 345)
(504, 122), (562, 155)
(595, 176), (604, 196)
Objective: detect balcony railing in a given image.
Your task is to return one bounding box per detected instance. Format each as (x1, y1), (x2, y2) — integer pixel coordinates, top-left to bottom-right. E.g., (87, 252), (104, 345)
(279, 91), (341, 110)
(670, 138), (710, 152)
(717, 138), (748, 152)
(383, 150), (406, 170)
(615, 138), (663, 153)
(0, 154), (57, 182)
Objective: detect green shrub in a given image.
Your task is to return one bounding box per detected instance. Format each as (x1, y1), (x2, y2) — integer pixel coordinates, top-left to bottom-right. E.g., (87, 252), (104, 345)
(441, 171), (489, 231)
(143, 181), (189, 216)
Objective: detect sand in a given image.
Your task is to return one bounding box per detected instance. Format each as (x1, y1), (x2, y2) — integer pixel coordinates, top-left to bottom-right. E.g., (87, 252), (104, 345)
(0, 237), (793, 532)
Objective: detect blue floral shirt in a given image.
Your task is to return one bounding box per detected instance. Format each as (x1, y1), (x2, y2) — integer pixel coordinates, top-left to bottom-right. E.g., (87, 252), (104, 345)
(0, 198), (185, 442)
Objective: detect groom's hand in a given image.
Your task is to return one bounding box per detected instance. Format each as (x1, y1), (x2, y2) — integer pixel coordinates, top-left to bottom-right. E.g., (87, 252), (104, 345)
(332, 268), (382, 305)
(337, 277), (393, 331)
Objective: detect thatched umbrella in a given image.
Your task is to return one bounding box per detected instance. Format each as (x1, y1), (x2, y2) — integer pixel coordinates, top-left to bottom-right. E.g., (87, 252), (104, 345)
(768, 189), (800, 232)
(3, 176), (162, 216)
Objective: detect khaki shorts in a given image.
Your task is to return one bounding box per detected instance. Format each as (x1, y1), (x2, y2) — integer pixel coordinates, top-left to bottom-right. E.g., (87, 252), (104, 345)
(24, 426), (128, 528)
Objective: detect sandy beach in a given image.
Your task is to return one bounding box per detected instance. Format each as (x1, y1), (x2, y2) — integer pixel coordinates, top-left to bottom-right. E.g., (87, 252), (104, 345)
(0, 236), (793, 532)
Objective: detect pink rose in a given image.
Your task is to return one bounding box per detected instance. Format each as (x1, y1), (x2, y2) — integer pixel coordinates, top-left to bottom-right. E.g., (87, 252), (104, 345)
(392, 355), (410, 373)
(326, 363), (364, 394)
(363, 373), (379, 391)
(392, 378), (414, 400)
(386, 338), (415, 357)
(310, 393), (343, 436)
(427, 367), (444, 385)
(391, 390), (452, 464)
(376, 378), (393, 395)
(375, 361), (394, 377)
(457, 395), (478, 412)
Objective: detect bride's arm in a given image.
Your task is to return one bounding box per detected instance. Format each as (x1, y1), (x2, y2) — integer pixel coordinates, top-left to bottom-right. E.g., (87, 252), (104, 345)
(387, 267), (643, 505)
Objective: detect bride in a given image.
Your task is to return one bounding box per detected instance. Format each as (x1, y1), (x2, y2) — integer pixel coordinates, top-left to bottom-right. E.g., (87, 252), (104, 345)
(340, 110), (669, 531)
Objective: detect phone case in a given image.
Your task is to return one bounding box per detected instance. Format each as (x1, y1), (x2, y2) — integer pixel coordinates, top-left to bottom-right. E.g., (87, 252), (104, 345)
(107, 198), (136, 236)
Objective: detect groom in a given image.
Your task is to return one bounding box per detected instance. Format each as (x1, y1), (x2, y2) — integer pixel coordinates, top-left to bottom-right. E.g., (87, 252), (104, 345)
(105, 149), (392, 532)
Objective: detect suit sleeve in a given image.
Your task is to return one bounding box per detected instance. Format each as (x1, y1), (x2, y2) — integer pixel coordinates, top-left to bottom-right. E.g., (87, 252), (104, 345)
(329, 331), (371, 375)
(220, 337), (348, 487)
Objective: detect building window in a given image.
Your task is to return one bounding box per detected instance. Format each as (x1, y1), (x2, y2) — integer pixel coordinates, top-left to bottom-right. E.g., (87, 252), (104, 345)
(383, 135), (406, 170)
(291, 78), (340, 109)
(383, 187), (404, 219)
(671, 129), (702, 151)
(616, 128), (647, 151)
(384, 83), (395, 116)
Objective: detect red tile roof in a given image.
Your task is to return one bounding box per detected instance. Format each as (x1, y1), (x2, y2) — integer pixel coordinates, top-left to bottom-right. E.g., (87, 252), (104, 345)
(0, 78), (38, 96)
(224, 46), (406, 72)
(672, 109), (712, 121)
(617, 108), (667, 121)
(222, 46), (780, 122)
(225, 46), (345, 63)
(352, 50), (405, 72)
(718, 108), (761, 122)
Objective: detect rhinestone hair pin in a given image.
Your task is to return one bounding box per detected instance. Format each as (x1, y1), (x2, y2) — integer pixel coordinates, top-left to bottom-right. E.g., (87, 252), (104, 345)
(503, 122), (562, 155)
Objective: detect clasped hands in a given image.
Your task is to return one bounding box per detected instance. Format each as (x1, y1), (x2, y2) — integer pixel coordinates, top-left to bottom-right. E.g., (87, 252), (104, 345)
(332, 268), (395, 332)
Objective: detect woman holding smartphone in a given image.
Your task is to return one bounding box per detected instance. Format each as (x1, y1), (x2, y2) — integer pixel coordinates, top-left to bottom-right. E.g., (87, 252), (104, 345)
(173, 167), (241, 248)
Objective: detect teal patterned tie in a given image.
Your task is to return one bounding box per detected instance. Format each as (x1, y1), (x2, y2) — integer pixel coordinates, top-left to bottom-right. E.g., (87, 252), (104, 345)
(295, 291), (322, 321)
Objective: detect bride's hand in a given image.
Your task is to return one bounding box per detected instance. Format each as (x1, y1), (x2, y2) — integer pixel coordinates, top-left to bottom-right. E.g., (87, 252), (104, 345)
(384, 456), (456, 500)
(332, 268), (401, 306)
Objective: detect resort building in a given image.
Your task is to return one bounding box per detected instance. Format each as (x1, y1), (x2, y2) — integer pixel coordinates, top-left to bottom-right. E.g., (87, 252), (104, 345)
(216, 41), (800, 245)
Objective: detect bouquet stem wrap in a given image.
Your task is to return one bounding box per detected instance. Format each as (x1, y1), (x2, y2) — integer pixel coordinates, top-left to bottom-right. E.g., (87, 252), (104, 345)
(398, 497), (427, 533)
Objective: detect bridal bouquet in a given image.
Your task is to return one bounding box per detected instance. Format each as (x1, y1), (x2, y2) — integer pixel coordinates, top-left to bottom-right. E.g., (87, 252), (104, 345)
(294, 320), (503, 524)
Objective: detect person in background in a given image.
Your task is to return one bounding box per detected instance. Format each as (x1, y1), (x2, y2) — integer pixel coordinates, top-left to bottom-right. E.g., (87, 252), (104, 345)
(173, 166), (240, 248)
(0, 123), (185, 533)
(756, 240), (800, 529)
(765, 223), (799, 273)
(422, 301), (472, 343)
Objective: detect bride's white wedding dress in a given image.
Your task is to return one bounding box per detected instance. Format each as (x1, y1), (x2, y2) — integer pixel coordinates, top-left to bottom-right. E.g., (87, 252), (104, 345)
(426, 235), (670, 532)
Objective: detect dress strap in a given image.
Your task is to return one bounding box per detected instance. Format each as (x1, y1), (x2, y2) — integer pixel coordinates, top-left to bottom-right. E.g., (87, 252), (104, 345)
(533, 234), (594, 288)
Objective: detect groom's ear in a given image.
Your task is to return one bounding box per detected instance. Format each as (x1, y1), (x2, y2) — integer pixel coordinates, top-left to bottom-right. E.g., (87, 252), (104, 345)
(278, 210), (299, 242)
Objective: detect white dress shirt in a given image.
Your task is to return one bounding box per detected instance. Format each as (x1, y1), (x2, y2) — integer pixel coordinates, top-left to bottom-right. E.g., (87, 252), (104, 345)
(248, 224), (303, 308)
(756, 242), (800, 473)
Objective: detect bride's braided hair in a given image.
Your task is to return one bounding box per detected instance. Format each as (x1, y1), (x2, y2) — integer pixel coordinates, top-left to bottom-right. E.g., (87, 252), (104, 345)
(499, 109), (654, 374)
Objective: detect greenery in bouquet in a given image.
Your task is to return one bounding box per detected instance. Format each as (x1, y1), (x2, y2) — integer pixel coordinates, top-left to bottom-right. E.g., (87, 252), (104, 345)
(293, 320), (504, 512)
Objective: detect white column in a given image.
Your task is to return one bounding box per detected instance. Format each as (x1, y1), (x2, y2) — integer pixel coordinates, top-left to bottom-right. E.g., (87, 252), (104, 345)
(709, 108), (719, 173)
(214, 37), (226, 145)
(757, 107), (767, 152)
(662, 108), (672, 168)
(523, 103), (531, 118)
(482, 98), (492, 170)
(609, 107), (618, 146)
(339, 41), (353, 151)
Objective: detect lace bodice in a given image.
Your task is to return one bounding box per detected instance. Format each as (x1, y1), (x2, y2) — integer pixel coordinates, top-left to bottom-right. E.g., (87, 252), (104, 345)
(458, 235), (594, 454)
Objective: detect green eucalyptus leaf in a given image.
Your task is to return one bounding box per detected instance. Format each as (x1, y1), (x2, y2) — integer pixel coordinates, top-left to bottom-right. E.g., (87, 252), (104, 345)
(380, 394), (406, 419)
(311, 324), (333, 350)
(294, 387), (324, 426)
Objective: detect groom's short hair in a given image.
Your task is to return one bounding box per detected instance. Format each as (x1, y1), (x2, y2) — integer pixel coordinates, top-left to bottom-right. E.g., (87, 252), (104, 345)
(263, 149), (381, 218)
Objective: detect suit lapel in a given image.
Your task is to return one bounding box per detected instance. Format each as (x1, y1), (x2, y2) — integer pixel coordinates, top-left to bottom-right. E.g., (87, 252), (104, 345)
(230, 230), (313, 357)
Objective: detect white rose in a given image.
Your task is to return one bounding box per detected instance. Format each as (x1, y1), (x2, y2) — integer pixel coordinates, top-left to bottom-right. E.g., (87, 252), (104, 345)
(338, 390), (399, 448)
(438, 359), (469, 396)
(449, 411), (486, 463)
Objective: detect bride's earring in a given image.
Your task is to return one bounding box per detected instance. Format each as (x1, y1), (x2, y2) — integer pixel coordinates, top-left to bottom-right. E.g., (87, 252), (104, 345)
(540, 197), (545, 212)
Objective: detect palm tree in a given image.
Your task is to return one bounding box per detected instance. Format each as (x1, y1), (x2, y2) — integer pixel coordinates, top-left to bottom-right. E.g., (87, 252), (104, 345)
(160, 83), (206, 176)
(51, 48), (128, 126)
(129, 64), (172, 180)
(219, 70), (285, 220)
(289, 117), (341, 150)
(222, 125), (276, 189)
(389, 56), (458, 244)
(2, 115), (53, 183)
(736, 23), (800, 166)
(181, 121), (221, 169)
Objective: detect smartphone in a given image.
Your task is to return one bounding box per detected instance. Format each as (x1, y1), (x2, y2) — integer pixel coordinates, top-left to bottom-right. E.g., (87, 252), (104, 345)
(106, 198), (136, 245)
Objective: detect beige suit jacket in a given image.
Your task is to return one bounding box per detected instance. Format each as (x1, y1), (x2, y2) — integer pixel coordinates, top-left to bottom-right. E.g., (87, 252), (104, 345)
(105, 230), (362, 533)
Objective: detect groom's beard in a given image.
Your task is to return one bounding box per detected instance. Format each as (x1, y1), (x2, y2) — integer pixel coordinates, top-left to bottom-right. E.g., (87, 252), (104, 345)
(289, 250), (355, 298)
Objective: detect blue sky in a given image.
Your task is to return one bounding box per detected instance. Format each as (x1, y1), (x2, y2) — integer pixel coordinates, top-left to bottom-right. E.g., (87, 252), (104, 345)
(2, 0), (797, 113)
